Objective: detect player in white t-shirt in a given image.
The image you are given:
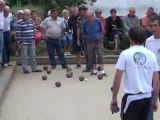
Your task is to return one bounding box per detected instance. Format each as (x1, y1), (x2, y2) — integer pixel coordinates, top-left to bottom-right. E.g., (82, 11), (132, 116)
(110, 26), (159, 120)
(145, 15), (160, 120)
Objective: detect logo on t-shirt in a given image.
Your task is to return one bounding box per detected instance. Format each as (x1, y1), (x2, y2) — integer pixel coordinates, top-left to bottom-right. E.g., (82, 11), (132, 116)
(133, 52), (146, 65)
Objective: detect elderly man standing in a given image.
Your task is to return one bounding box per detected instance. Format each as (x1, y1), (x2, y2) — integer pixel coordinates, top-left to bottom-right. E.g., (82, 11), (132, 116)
(16, 9), (42, 74)
(123, 7), (140, 36)
(40, 9), (67, 69)
(83, 10), (107, 76)
(0, 0), (5, 71)
(3, 5), (13, 67)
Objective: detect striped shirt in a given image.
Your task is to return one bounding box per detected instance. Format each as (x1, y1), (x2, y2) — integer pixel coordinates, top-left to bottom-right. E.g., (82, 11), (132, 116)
(16, 19), (36, 45)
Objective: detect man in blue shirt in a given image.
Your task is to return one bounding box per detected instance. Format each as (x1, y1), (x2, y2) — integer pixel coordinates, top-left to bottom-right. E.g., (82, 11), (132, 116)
(83, 10), (107, 76)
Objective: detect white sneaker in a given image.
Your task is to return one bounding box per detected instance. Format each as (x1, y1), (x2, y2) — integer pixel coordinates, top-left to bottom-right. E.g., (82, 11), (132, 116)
(64, 52), (67, 56)
(67, 52), (71, 56)
(4, 63), (8, 67)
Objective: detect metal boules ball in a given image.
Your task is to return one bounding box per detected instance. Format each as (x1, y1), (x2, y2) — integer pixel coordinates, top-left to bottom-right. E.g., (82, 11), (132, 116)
(97, 65), (101, 71)
(55, 81), (61, 87)
(43, 65), (48, 71)
(97, 73), (103, 80)
(46, 69), (51, 74)
(66, 71), (73, 78)
(42, 75), (47, 80)
(79, 75), (84, 81)
(67, 67), (72, 72)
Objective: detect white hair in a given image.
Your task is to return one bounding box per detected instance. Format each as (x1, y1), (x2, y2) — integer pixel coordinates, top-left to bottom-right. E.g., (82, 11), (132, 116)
(48, 10), (51, 16)
(17, 10), (24, 14)
(23, 9), (31, 14)
(0, 0), (5, 5)
(62, 9), (69, 16)
(4, 5), (10, 10)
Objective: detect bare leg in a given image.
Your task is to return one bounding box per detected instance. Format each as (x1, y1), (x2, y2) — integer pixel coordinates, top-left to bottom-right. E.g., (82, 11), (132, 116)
(114, 34), (120, 54)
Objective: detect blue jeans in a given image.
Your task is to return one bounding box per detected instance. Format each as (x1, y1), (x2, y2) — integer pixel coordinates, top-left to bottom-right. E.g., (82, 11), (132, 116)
(82, 38), (92, 70)
(0, 30), (3, 63)
(46, 38), (67, 66)
(2, 31), (11, 64)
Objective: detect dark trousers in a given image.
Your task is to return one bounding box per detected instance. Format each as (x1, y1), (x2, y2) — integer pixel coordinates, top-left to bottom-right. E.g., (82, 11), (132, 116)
(82, 39), (92, 70)
(46, 38), (67, 66)
(2, 31), (11, 64)
(121, 94), (151, 120)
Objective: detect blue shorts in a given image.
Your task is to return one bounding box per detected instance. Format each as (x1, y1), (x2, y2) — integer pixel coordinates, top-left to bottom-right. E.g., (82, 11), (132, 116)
(62, 33), (73, 47)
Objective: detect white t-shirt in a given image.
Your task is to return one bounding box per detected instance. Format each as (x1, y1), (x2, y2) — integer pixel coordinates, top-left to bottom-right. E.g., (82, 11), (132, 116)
(116, 45), (158, 94)
(145, 35), (160, 71)
(40, 16), (64, 39)
(0, 11), (4, 30)
(4, 13), (13, 31)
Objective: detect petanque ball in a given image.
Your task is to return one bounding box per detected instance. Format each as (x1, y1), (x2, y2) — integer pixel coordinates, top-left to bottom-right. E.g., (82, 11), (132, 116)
(46, 69), (51, 74)
(97, 65), (101, 71)
(79, 75), (84, 81)
(55, 81), (61, 87)
(43, 65), (48, 71)
(42, 75), (47, 80)
(111, 105), (120, 114)
(66, 71), (73, 78)
(111, 86), (113, 91)
(67, 67), (72, 72)
(97, 73), (103, 80)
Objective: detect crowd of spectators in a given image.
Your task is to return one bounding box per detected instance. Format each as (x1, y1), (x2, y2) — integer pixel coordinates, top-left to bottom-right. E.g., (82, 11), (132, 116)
(0, 0), (159, 76)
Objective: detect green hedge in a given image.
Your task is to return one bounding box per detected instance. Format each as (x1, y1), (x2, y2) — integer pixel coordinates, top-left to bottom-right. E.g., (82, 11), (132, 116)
(11, 5), (45, 18)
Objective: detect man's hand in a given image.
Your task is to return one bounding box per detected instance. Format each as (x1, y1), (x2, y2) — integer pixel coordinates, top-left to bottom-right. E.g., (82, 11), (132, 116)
(18, 43), (23, 49)
(42, 34), (48, 40)
(110, 99), (119, 114)
(152, 101), (158, 112)
(77, 40), (80, 46)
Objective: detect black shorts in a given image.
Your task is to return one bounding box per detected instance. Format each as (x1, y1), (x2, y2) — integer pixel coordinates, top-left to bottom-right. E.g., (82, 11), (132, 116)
(121, 93), (151, 120)
(72, 34), (82, 53)
(109, 30), (122, 42)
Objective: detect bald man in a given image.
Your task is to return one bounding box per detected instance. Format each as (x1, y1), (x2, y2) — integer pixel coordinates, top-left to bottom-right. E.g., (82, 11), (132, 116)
(83, 10), (107, 76)
(0, 0), (5, 71)
(2, 6), (13, 67)
(123, 7), (140, 36)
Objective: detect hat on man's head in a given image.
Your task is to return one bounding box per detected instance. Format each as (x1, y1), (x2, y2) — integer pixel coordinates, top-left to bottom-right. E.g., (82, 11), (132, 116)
(17, 10), (23, 14)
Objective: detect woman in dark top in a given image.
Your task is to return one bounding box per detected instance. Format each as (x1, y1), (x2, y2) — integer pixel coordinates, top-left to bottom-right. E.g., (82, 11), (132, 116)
(106, 8), (123, 54)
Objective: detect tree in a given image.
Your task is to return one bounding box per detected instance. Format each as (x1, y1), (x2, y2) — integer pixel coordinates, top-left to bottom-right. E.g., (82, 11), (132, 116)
(9, 0), (97, 9)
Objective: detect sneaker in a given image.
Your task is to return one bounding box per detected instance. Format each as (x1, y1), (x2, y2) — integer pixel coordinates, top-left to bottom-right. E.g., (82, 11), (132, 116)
(109, 41), (114, 44)
(90, 72), (97, 76)
(32, 69), (42, 72)
(102, 73), (108, 77)
(64, 52), (68, 56)
(4, 63), (8, 67)
(62, 65), (68, 69)
(8, 63), (13, 66)
(67, 52), (71, 56)
(82, 69), (91, 72)
(23, 70), (30, 74)
(75, 64), (81, 69)
(51, 65), (56, 69)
